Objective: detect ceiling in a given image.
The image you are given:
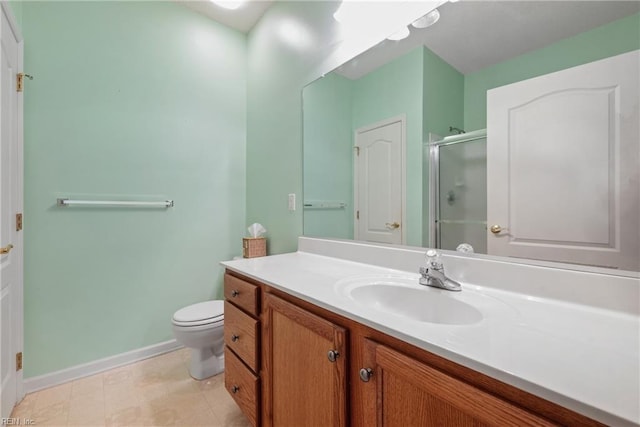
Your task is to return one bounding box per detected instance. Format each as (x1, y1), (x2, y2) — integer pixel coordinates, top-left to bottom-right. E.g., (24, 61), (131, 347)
(336, 1), (640, 79)
(176, 1), (639, 75)
(176, 0), (273, 33)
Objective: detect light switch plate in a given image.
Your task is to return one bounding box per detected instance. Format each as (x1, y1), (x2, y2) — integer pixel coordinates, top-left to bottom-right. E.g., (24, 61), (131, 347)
(288, 193), (296, 211)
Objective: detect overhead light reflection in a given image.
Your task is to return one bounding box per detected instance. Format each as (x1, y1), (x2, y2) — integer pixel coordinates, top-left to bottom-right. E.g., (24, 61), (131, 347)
(386, 26), (410, 41)
(412, 9), (440, 29)
(210, 0), (246, 10)
(278, 18), (313, 50)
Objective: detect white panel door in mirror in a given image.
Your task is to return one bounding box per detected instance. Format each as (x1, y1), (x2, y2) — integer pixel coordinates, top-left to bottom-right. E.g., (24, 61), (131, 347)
(487, 50), (639, 270)
(355, 118), (404, 245)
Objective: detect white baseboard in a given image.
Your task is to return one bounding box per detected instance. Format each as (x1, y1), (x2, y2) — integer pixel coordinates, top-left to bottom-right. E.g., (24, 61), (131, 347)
(23, 339), (183, 394)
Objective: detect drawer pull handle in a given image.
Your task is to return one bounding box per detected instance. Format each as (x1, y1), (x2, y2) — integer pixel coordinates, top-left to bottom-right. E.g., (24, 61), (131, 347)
(359, 368), (373, 382)
(231, 290), (240, 297)
(231, 385), (239, 394)
(231, 334), (240, 342)
(327, 350), (339, 362)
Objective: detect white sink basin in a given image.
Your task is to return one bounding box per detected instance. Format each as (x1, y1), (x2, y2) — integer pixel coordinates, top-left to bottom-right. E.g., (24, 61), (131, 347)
(350, 283), (483, 325)
(335, 275), (487, 325)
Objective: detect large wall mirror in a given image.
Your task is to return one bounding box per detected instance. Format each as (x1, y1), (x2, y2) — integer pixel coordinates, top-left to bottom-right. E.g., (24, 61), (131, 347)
(303, 1), (640, 272)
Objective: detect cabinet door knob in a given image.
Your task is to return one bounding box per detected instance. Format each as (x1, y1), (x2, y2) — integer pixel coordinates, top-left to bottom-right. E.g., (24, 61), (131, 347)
(327, 350), (340, 362)
(231, 334), (240, 342)
(231, 385), (239, 394)
(359, 368), (373, 382)
(231, 290), (240, 297)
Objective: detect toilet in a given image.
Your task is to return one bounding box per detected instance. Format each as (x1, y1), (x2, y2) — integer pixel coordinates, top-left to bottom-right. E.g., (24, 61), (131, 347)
(172, 300), (225, 380)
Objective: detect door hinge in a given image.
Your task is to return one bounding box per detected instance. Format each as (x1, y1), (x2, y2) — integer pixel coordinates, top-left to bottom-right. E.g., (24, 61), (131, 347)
(354, 146), (360, 156)
(16, 73), (33, 92)
(356, 210), (360, 220)
(16, 352), (22, 371)
(16, 213), (22, 231)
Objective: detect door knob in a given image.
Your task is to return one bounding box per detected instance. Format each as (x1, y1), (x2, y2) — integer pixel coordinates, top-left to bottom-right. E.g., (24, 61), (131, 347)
(385, 222), (400, 230)
(0, 244), (13, 255)
(490, 225), (502, 234)
(359, 368), (373, 382)
(327, 350), (340, 362)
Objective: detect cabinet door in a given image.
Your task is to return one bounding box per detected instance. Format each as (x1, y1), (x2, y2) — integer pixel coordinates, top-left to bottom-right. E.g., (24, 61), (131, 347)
(359, 339), (556, 427)
(263, 294), (347, 427)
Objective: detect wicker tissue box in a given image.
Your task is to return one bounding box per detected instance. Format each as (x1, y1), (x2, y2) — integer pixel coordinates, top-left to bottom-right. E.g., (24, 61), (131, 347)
(243, 237), (266, 258)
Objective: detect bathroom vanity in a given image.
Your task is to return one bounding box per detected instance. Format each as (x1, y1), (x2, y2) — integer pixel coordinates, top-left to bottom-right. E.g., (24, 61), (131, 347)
(221, 238), (640, 427)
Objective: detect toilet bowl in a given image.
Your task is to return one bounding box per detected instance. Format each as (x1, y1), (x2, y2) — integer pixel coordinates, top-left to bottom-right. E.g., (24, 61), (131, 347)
(172, 300), (224, 380)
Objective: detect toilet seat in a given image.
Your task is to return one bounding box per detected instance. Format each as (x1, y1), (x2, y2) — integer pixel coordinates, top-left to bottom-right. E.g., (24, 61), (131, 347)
(172, 301), (224, 327)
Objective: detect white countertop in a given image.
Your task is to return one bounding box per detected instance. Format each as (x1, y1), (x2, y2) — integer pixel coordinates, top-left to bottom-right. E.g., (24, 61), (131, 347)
(222, 245), (640, 426)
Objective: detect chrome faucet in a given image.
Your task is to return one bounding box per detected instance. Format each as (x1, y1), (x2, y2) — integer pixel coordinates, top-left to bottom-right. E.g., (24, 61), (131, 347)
(419, 249), (462, 292)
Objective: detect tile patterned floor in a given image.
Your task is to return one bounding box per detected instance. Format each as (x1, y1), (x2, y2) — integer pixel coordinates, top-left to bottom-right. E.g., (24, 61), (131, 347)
(10, 349), (251, 427)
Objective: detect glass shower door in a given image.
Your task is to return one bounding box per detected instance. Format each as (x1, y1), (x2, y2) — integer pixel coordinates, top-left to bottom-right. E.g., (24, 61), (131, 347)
(429, 130), (487, 252)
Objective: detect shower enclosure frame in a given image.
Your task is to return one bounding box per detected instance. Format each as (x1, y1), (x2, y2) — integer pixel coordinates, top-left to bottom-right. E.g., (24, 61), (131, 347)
(427, 129), (487, 249)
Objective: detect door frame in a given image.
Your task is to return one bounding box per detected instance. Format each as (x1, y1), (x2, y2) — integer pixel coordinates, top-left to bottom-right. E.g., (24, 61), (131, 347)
(353, 115), (406, 244)
(1, 0), (24, 406)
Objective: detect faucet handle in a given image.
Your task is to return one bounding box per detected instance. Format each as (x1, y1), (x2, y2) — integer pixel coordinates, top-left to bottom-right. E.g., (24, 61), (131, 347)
(425, 249), (443, 269)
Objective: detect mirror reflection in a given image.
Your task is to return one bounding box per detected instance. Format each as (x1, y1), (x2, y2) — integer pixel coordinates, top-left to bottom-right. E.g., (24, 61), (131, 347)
(303, 1), (640, 271)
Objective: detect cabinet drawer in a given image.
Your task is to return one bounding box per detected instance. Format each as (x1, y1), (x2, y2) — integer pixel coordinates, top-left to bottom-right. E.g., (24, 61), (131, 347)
(224, 301), (259, 372)
(225, 348), (259, 427)
(225, 274), (259, 316)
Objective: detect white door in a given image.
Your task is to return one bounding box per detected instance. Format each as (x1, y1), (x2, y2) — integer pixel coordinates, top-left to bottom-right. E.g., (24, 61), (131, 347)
(0, 3), (23, 418)
(487, 50), (639, 270)
(354, 117), (405, 244)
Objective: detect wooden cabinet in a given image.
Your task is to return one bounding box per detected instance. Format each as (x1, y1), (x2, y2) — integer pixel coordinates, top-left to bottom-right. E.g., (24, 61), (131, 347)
(224, 301), (259, 372)
(225, 273), (259, 316)
(262, 293), (348, 427)
(223, 271), (604, 427)
(224, 348), (259, 425)
(223, 273), (261, 427)
(358, 339), (555, 427)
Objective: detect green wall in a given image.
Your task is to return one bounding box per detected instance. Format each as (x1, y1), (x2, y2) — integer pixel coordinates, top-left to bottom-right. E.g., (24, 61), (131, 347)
(8, 1), (22, 29)
(423, 48), (464, 139)
(246, 3), (309, 255)
(23, 1), (246, 377)
(464, 12), (640, 130)
(303, 72), (353, 239)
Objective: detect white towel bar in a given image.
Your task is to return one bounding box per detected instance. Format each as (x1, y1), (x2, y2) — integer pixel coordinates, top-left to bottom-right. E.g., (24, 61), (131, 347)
(303, 201), (346, 209)
(57, 198), (174, 208)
